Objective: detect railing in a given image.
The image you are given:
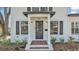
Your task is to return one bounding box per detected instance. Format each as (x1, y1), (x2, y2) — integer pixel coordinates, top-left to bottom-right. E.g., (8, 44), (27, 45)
(27, 7), (53, 12)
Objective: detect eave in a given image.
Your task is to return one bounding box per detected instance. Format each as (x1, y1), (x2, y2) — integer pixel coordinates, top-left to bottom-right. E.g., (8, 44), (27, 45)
(23, 11), (55, 17)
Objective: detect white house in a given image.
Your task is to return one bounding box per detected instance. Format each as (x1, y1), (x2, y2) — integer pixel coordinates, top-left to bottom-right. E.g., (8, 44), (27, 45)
(11, 7), (79, 50)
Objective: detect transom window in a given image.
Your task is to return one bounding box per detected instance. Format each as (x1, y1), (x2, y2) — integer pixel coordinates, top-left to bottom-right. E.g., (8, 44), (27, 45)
(16, 21), (28, 35)
(50, 21), (63, 35)
(71, 22), (79, 34)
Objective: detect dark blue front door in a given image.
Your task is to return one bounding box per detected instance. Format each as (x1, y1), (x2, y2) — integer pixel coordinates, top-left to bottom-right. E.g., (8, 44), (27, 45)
(36, 21), (43, 39)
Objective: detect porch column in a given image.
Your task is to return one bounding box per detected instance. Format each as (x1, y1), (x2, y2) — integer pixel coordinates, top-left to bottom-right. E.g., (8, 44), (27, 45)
(26, 14), (31, 50)
(48, 14), (53, 50)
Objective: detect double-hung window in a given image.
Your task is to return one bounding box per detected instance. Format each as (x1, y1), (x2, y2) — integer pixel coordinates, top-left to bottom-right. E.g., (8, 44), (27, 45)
(16, 21), (28, 35)
(50, 21), (63, 35)
(71, 22), (79, 34)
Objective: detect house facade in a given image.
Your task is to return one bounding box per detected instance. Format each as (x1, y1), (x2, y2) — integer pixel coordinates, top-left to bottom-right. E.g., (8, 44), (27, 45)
(11, 7), (79, 50)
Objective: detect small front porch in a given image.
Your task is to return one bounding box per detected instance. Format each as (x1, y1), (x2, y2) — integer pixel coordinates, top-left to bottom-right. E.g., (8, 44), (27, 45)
(24, 13), (52, 50)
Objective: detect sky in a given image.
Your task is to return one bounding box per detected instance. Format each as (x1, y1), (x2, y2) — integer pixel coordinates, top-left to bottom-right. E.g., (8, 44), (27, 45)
(68, 7), (79, 14)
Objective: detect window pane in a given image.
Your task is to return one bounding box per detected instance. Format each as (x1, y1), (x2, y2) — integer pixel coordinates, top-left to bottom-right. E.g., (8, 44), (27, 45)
(71, 22), (74, 28)
(60, 21), (63, 35)
(27, 7), (31, 11)
(16, 21), (19, 35)
(72, 28), (74, 34)
(75, 28), (79, 34)
(21, 21), (28, 34)
(50, 21), (58, 34)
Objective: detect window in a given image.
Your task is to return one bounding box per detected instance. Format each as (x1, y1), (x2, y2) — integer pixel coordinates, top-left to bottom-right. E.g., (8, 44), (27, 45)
(21, 21), (28, 34)
(16, 21), (28, 35)
(16, 21), (19, 35)
(32, 7), (39, 12)
(27, 7), (31, 11)
(71, 22), (79, 34)
(49, 7), (52, 11)
(50, 21), (58, 34)
(41, 7), (47, 11)
(50, 21), (63, 35)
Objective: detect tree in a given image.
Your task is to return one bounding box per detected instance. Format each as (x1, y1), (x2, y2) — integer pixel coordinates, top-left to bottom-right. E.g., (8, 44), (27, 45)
(0, 7), (11, 36)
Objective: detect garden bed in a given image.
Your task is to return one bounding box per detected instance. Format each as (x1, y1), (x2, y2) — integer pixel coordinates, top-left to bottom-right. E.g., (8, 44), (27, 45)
(53, 42), (79, 51)
(0, 37), (27, 51)
(0, 44), (25, 51)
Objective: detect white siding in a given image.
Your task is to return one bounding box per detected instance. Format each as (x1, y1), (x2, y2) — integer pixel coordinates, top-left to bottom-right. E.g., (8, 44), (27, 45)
(11, 7), (28, 42)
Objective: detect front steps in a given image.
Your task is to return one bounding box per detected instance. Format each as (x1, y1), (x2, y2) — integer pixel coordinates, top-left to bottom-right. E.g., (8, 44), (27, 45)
(25, 40), (53, 51)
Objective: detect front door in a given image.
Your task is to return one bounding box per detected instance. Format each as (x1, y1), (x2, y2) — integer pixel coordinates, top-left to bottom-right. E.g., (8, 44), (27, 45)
(36, 21), (43, 39)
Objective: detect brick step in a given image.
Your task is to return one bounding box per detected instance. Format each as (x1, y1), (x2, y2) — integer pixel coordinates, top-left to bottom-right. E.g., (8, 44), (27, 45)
(31, 40), (48, 45)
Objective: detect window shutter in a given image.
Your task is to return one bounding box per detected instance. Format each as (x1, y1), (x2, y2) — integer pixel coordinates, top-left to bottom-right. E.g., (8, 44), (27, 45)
(16, 21), (19, 35)
(60, 21), (63, 35)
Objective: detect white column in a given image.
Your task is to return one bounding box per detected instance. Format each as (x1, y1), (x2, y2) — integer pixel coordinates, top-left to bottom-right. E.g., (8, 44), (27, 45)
(25, 14), (31, 50)
(48, 14), (53, 50)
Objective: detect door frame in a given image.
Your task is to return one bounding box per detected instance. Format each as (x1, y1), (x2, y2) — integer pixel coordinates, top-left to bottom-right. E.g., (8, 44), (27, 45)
(35, 21), (43, 39)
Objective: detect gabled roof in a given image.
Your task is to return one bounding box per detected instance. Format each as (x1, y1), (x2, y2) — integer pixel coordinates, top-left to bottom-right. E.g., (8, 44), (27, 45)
(68, 13), (79, 16)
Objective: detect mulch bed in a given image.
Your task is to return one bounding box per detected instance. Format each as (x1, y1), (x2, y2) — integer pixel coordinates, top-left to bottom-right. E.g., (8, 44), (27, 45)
(0, 44), (25, 51)
(53, 42), (79, 51)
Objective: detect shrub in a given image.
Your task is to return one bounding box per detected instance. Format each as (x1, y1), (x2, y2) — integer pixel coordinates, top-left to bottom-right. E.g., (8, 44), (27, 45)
(0, 38), (11, 46)
(51, 37), (57, 45)
(59, 38), (64, 44)
(15, 39), (27, 46)
(68, 36), (75, 44)
(22, 39), (27, 47)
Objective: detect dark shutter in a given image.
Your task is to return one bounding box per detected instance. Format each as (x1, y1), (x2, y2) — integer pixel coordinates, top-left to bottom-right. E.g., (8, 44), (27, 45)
(16, 21), (19, 35)
(60, 21), (63, 35)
